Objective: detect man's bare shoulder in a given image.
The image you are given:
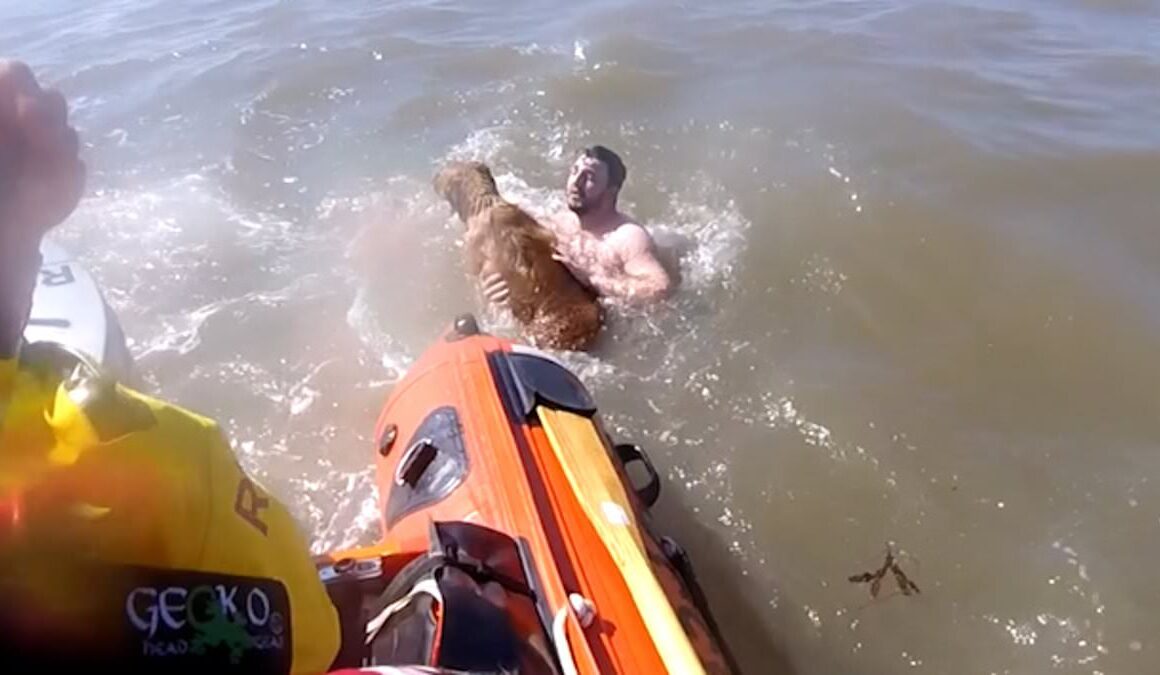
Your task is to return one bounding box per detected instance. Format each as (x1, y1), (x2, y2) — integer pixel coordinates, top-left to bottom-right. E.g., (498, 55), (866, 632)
(607, 220), (657, 253)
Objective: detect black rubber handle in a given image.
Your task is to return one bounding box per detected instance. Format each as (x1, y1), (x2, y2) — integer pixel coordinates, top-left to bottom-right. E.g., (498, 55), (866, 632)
(614, 442), (661, 508)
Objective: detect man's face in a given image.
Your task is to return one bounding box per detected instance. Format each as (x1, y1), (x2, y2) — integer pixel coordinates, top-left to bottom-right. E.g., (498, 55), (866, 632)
(566, 156), (611, 214)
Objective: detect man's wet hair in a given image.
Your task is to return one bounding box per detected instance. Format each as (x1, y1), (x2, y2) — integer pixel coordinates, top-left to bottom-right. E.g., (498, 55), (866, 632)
(581, 145), (627, 190)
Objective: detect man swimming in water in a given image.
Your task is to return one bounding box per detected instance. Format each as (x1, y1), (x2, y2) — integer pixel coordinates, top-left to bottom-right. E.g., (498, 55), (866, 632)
(484, 146), (673, 307)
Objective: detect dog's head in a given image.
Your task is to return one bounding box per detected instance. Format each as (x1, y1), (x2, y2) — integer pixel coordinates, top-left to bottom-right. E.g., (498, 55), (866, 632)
(433, 161), (500, 223)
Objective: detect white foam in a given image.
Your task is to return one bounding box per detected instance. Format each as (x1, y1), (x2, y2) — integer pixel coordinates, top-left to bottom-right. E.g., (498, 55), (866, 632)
(572, 39), (588, 65)
(652, 176), (750, 291)
(308, 471), (382, 554)
(445, 126), (515, 164)
(344, 286), (415, 382)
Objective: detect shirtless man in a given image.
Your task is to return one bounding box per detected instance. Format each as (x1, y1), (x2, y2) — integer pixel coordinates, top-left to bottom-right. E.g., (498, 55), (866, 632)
(484, 146), (672, 307)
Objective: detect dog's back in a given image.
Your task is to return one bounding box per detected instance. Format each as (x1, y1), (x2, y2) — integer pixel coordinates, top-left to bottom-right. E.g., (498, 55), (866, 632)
(433, 162), (602, 351)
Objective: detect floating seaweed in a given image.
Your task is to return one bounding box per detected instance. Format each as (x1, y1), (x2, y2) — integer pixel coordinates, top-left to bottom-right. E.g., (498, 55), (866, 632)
(848, 543), (921, 599)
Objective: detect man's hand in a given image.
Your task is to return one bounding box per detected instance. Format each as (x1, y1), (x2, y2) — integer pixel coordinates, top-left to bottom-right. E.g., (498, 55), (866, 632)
(0, 60), (85, 252)
(550, 246), (600, 287)
(481, 272), (511, 307)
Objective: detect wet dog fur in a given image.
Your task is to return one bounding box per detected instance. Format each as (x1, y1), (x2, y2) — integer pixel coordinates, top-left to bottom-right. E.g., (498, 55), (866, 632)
(433, 161), (602, 351)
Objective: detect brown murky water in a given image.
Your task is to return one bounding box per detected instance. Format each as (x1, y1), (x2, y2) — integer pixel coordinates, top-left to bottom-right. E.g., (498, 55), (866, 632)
(4, 1), (1160, 672)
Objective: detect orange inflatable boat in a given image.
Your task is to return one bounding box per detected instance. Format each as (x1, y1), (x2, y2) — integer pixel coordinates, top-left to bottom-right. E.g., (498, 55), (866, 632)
(317, 315), (737, 674)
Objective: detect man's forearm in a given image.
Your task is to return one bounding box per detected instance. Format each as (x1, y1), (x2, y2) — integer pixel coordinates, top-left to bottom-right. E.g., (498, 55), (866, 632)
(0, 61), (88, 358)
(592, 271), (668, 304)
(0, 247), (40, 358)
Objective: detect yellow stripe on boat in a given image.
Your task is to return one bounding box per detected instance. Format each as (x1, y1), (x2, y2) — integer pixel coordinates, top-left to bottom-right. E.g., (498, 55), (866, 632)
(537, 406), (707, 675)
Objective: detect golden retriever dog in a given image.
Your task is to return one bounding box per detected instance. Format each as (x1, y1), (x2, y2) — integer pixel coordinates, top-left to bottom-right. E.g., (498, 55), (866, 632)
(433, 161), (602, 351)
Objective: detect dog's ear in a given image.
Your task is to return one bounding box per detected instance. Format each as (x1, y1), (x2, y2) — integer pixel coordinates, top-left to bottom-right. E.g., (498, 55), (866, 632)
(468, 162), (499, 195)
(447, 184), (469, 223)
(434, 166), (470, 223)
(432, 163), (457, 196)
(486, 203), (511, 232)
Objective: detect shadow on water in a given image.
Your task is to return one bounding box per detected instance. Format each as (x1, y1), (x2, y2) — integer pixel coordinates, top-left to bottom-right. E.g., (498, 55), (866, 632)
(649, 490), (799, 675)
